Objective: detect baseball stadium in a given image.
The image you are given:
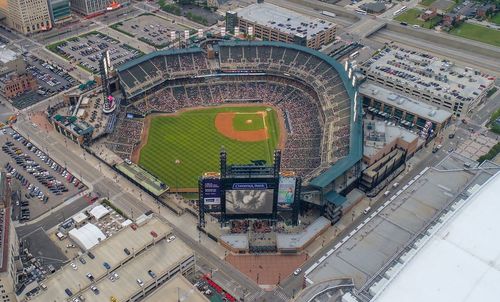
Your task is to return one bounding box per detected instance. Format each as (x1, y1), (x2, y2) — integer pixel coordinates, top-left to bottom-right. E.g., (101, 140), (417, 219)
(106, 40), (362, 207)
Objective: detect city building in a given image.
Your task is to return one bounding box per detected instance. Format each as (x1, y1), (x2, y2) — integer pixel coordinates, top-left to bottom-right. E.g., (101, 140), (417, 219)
(48, 0), (72, 24)
(227, 2), (336, 49)
(359, 44), (495, 117)
(362, 120), (420, 167)
(70, 0), (126, 17)
(0, 173), (20, 302)
(0, 48), (25, 77)
(0, 73), (37, 99)
(359, 2), (386, 14)
(420, 9), (437, 21)
(359, 81), (453, 133)
(49, 114), (94, 145)
(3, 0), (52, 35)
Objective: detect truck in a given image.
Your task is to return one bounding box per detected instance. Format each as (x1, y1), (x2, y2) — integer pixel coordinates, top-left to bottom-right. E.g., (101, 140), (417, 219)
(321, 11), (336, 18)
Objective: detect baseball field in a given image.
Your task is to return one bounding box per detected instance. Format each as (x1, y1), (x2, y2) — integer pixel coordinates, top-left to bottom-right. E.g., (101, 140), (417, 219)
(135, 105), (283, 190)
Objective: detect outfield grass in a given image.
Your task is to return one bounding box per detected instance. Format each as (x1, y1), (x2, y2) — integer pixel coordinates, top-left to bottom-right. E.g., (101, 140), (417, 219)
(450, 23), (500, 47)
(139, 106), (280, 189)
(395, 8), (442, 29)
(232, 113), (265, 131)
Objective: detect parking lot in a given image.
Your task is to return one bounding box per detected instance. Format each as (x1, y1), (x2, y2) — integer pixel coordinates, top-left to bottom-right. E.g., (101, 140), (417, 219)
(50, 32), (143, 73)
(10, 55), (77, 109)
(112, 14), (189, 48)
(1, 128), (85, 220)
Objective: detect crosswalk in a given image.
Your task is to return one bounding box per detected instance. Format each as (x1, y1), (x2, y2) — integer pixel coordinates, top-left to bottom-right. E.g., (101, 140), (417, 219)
(274, 287), (291, 301)
(245, 290), (265, 301)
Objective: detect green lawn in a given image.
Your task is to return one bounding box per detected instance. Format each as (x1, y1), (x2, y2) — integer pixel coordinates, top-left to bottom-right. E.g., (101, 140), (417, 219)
(450, 23), (500, 47)
(419, 0), (436, 6)
(232, 113), (265, 131)
(138, 106), (280, 189)
(489, 13), (500, 25)
(395, 8), (442, 29)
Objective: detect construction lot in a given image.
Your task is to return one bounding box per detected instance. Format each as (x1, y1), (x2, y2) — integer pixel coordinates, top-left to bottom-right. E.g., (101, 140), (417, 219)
(49, 32), (143, 73)
(112, 14), (190, 49)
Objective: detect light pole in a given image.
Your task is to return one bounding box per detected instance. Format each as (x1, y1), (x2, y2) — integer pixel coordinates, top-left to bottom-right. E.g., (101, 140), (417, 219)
(174, 159), (181, 197)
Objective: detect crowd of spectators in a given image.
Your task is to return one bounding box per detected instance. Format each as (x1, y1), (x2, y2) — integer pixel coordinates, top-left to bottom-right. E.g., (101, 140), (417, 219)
(105, 112), (144, 159)
(230, 220), (249, 234)
(113, 43), (353, 179)
(253, 220), (272, 233)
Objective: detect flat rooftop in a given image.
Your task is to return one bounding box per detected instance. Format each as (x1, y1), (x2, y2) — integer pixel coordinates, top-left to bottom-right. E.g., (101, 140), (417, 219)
(236, 3), (335, 39)
(359, 81), (453, 124)
(374, 170), (500, 302)
(0, 47), (19, 64)
(362, 44), (495, 104)
(364, 119), (418, 157)
(31, 217), (174, 302)
(78, 235), (193, 302)
(306, 156), (500, 289)
(145, 275), (209, 302)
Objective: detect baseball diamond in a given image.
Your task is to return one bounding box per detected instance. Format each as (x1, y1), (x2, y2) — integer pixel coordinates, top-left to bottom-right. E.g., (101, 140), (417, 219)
(134, 105), (284, 190)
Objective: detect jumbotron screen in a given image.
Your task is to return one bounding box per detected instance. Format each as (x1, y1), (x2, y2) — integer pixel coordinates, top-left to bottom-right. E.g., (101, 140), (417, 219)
(225, 189), (274, 214)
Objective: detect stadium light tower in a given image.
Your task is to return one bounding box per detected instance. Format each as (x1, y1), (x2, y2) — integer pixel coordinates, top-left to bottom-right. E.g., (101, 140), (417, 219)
(174, 159), (181, 196)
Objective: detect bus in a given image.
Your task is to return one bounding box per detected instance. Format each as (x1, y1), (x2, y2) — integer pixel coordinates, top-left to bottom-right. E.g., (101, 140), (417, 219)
(349, 51), (360, 59)
(393, 5), (407, 16)
(321, 11), (336, 18)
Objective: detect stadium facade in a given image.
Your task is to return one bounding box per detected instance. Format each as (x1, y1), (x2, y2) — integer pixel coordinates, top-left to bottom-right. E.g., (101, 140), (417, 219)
(114, 40), (362, 211)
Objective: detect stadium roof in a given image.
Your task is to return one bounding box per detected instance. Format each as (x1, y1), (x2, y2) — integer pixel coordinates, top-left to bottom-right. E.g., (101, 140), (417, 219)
(116, 47), (203, 73)
(373, 171), (500, 302)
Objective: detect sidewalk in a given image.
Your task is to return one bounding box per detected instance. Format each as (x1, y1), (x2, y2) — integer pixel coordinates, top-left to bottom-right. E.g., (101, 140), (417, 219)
(14, 118), (228, 259)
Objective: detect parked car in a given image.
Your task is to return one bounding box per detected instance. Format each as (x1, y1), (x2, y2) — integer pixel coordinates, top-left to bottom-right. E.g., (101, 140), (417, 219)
(148, 270), (156, 278)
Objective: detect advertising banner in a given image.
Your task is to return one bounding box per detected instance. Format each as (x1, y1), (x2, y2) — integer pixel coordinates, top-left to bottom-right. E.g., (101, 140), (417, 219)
(202, 178), (221, 205)
(277, 177), (296, 206)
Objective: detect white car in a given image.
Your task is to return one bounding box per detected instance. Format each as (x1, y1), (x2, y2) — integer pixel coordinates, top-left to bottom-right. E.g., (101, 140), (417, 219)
(70, 263), (78, 270)
(167, 235), (176, 243)
(293, 268), (302, 276)
(136, 279), (144, 287)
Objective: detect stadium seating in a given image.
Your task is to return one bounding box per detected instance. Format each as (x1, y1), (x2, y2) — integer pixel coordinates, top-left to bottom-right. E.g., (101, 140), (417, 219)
(112, 43), (353, 180)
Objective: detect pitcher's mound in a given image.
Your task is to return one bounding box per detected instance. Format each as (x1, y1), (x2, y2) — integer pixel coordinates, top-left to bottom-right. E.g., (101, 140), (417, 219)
(245, 119), (253, 124)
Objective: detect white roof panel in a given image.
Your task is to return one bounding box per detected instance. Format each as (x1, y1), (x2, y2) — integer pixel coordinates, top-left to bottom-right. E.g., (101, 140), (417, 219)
(375, 171), (500, 302)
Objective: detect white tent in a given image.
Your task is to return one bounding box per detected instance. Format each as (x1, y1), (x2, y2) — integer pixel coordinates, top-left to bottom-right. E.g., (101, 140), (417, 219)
(89, 205), (110, 220)
(68, 223), (106, 250)
(71, 212), (88, 225)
